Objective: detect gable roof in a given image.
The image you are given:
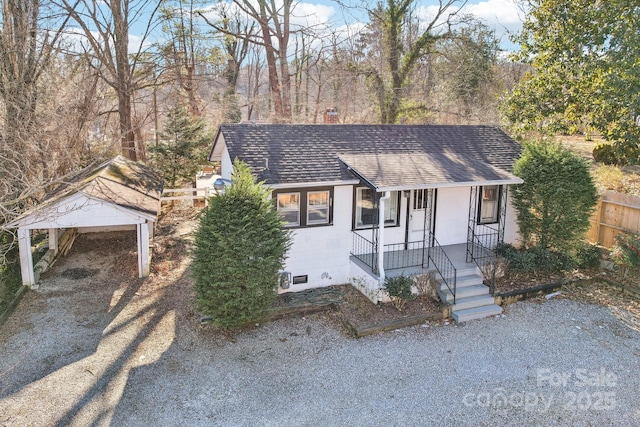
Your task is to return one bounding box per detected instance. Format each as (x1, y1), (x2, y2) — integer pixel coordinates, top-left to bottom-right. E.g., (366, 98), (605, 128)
(46, 155), (164, 215)
(10, 156), (164, 228)
(210, 124), (522, 189)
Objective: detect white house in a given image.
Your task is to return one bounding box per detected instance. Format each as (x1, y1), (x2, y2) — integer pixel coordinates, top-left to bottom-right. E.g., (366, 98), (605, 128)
(209, 124), (524, 322)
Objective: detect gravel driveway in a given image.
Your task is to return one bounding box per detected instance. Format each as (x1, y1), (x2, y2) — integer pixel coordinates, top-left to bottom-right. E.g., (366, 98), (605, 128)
(1, 233), (639, 426)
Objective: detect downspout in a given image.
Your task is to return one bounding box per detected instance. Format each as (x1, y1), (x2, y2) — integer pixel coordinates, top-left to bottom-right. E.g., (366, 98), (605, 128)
(378, 191), (391, 283)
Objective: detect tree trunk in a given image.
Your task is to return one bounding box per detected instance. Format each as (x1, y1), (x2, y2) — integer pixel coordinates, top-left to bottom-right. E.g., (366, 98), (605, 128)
(235, 0), (292, 123)
(112, 0), (137, 160)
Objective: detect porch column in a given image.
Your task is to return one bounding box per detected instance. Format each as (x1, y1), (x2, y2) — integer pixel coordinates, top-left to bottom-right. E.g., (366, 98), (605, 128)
(17, 228), (36, 288)
(378, 191), (391, 282)
(137, 222), (150, 278)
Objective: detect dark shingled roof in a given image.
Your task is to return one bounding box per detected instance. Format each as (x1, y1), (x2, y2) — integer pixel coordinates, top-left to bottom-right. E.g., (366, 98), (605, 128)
(211, 124), (522, 188)
(338, 152), (520, 191)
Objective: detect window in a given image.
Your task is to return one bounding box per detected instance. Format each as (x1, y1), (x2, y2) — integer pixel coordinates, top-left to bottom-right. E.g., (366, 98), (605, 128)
(385, 193), (398, 225)
(413, 189), (428, 210)
(277, 193), (300, 227)
(274, 187), (333, 228)
(479, 185), (500, 224)
(355, 187), (399, 228)
(356, 187), (375, 228)
(307, 191), (330, 224)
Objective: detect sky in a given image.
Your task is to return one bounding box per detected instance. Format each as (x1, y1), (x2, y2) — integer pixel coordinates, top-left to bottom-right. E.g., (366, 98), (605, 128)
(291, 0), (525, 50)
(126, 0), (525, 53)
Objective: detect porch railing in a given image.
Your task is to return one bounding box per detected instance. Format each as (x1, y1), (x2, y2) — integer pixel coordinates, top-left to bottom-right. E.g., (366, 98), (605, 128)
(467, 226), (499, 294)
(351, 235), (429, 273)
(383, 241), (427, 270)
(427, 234), (457, 304)
(350, 232), (457, 303)
(351, 233), (378, 274)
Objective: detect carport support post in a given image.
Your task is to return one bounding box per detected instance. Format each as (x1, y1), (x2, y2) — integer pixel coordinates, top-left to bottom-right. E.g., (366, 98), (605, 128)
(17, 228), (36, 287)
(137, 222), (150, 278)
(49, 228), (58, 255)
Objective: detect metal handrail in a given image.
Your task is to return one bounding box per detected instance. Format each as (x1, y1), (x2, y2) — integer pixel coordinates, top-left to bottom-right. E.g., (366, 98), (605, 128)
(427, 233), (457, 304)
(467, 229), (499, 295)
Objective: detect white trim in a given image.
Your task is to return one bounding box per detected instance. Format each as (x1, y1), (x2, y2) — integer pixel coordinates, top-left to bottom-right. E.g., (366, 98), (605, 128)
(270, 180), (359, 189)
(306, 190), (330, 225)
(208, 131), (226, 161)
(276, 192), (301, 227)
(479, 185), (500, 224)
(9, 192), (156, 229)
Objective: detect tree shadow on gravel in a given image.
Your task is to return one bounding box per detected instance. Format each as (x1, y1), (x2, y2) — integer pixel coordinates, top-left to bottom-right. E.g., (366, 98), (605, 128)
(0, 233), (145, 410)
(44, 232), (196, 426)
(52, 267), (193, 426)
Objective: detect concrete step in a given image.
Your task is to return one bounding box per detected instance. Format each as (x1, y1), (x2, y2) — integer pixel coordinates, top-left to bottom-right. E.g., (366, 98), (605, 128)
(452, 294), (496, 311)
(437, 284), (489, 303)
(453, 304), (503, 323)
(456, 265), (480, 277)
(454, 273), (484, 288)
(436, 273), (483, 292)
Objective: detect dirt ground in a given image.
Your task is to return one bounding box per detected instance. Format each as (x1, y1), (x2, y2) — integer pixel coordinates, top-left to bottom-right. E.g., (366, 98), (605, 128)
(336, 284), (441, 328)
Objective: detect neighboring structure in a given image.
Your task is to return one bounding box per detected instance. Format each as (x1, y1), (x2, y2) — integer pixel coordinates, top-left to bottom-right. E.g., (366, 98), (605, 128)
(195, 165), (221, 193)
(9, 156), (163, 288)
(209, 124), (523, 322)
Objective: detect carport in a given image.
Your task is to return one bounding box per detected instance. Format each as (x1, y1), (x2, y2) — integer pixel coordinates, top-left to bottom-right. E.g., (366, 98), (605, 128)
(9, 156), (163, 288)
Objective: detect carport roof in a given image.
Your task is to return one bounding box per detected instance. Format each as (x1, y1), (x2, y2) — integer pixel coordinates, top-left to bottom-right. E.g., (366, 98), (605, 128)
(9, 155), (164, 227)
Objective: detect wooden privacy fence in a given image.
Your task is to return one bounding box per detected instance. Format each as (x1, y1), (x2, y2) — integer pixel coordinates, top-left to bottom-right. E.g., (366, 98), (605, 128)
(587, 190), (640, 248)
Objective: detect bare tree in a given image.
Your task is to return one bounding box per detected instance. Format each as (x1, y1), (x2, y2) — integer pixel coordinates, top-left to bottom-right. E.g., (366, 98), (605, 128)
(59, 0), (161, 161)
(243, 42), (266, 121)
(0, 51), (109, 263)
(199, 2), (255, 123)
(159, 0), (216, 116)
(357, 0), (467, 123)
(0, 1), (70, 190)
(220, 0), (294, 122)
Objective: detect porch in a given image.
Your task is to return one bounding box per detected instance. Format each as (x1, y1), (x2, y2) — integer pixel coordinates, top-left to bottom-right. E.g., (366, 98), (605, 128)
(349, 234), (504, 322)
(339, 152), (520, 321)
(351, 232), (488, 277)
(351, 239), (474, 276)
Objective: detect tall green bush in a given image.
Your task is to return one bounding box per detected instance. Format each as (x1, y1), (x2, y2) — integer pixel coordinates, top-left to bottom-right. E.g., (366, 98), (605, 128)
(512, 141), (599, 252)
(192, 160), (291, 328)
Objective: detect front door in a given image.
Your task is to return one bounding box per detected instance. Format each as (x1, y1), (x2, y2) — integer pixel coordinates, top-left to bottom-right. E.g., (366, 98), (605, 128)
(408, 189), (434, 244)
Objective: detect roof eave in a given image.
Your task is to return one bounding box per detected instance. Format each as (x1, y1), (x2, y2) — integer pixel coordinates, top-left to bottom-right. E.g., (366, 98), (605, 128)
(269, 179), (361, 189)
(375, 177), (524, 192)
